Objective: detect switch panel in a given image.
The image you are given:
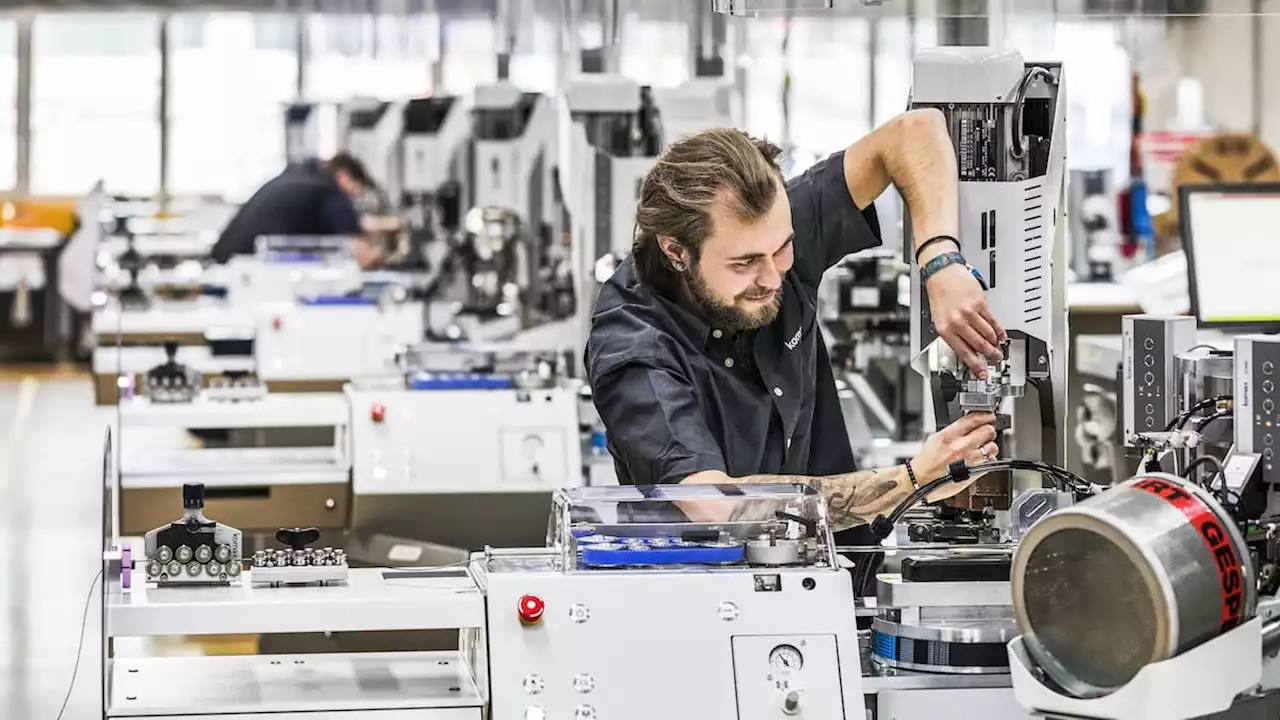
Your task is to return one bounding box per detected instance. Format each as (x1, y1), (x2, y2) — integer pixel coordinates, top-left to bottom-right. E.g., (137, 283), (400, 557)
(1235, 334), (1280, 484)
(1123, 315), (1196, 445)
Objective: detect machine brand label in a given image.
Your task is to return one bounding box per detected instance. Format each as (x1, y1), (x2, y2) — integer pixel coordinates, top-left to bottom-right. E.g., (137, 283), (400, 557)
(1132, 476), (1246, 632)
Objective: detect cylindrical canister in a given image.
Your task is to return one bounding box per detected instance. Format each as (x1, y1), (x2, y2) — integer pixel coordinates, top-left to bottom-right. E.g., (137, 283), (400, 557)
(1012, 472), (1255, 698)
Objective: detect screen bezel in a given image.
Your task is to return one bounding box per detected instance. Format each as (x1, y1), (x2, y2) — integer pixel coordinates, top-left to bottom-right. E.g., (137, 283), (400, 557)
(1179, 182), (1280, 331)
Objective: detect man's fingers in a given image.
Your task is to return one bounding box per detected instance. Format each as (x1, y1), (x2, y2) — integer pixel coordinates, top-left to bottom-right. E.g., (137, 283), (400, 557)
(980, 306), (1008, 343)
(959, 322), (1002, 365)
(949, 411), (996, 437)
(941, 330), (986, 379)
(966, 306), (1001, 348)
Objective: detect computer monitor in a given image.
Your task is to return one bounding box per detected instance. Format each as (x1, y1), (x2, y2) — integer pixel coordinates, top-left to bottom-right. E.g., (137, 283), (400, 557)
(1180, 183), (1280, 330)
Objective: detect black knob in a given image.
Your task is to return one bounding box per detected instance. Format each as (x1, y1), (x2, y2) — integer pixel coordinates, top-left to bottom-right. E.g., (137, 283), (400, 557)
(276, 527), (321, 551)
(163, 341), (180, 361)
(939, 371), (960, 402)
(182, 482), (205, 510)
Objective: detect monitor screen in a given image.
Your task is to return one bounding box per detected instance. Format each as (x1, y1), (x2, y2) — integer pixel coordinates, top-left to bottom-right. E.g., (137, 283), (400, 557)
(1181, 185), (1280, 327)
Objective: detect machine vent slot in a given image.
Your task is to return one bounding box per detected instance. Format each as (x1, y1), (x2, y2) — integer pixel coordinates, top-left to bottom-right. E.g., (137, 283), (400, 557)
(1023, 182), (1046, 323)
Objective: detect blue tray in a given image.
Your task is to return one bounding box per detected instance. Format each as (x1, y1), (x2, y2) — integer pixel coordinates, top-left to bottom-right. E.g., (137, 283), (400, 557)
(580, 540), (743, 567)
(408, 374), (515, 391)
(300, 296), (378, 306)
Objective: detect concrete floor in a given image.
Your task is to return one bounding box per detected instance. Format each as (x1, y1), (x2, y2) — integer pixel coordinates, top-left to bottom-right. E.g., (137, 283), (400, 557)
(0, 374), (112, 718)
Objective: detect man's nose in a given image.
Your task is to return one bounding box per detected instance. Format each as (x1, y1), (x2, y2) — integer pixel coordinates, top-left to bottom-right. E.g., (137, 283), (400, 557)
(756, 258), (784, 290)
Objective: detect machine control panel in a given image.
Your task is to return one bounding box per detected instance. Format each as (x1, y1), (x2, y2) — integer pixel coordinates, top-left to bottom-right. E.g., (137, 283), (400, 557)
(1123, 315), (1196, 443)
(1236, 334), (1280, 484)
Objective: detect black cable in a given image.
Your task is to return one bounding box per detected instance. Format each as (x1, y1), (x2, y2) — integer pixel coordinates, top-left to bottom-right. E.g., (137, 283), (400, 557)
(874, 459), (1092, 535)
(57, 569), (103, 720)
(1196, 410), (1231, 438)
(1168, 395), (1232, 431)
(1183, 455), (1225, 488)
(1010, 67), (1054, 159)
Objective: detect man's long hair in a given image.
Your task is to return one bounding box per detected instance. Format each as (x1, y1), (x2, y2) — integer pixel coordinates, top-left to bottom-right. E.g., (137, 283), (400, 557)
(632, 128), (786, 295)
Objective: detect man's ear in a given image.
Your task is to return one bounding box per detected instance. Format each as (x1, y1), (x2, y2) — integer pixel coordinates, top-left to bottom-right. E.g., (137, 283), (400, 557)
(656, 235), (687, 268)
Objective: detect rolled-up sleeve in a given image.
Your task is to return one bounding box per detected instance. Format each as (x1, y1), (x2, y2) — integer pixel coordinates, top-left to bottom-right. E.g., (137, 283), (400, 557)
(590, 358), (726, 486)
(787, 150), (883, 288)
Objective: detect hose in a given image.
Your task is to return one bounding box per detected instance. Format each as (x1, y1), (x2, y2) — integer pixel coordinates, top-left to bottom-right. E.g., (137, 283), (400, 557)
(1167, 395), (1232, 432)
(869, 459), (1092, 540)
(1010, 67), (1055, 160)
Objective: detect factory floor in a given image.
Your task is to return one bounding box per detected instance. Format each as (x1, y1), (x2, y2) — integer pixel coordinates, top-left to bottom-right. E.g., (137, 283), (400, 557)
(0, 367), (212, 719)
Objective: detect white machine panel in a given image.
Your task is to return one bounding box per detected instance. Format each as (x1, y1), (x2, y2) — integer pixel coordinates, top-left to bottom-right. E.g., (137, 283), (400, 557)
(479, 560), (862, 720)
(403, 96), (472, 195)
(254, 302), (423, 382)
(1235, 334), (1280, 484)
(912, 46), (1024, 104)
(732, 634), (844, 720)
(1122, 315), (1197, 443)
(608, 157), (654, 256)
(565, 75), (641, 114)
(348, 386), (584, 494)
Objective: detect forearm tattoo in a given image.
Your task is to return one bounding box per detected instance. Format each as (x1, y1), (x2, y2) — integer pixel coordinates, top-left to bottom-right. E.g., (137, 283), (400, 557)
(725, 467), (909, 532)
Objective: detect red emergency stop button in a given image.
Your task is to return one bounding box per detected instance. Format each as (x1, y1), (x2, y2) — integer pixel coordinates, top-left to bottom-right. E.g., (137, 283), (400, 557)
(271, 317), (283, 331)
(518, 594), (545, 625)
(370, 403), (386, 423)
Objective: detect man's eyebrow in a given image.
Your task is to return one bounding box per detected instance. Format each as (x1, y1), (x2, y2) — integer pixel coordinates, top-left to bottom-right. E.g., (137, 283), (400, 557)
(728, 234), (794, 262)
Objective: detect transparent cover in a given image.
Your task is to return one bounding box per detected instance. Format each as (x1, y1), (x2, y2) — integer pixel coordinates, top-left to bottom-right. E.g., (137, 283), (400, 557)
(547, 484), (837, 572)
(254, 235), (356, 263)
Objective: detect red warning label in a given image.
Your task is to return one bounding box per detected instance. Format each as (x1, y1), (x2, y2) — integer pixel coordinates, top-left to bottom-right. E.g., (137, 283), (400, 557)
(1132, 476), (1245, 632)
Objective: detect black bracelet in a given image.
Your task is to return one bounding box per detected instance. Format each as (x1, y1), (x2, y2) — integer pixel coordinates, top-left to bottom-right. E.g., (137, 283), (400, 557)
(914, 235), (961, 265)
(905, 460), (919, 490)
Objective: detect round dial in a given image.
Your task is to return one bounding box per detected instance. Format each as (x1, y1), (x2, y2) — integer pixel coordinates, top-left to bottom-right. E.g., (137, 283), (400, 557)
(769, 644), (803, 674)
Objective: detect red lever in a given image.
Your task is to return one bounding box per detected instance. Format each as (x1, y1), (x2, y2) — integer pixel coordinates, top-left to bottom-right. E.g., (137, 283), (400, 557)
(517, 594), (545, 625)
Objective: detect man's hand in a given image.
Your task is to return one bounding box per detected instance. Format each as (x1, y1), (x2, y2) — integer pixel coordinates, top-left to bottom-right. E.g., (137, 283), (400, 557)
(910, 412), (999, 502)
(925, 258), (1007, 380)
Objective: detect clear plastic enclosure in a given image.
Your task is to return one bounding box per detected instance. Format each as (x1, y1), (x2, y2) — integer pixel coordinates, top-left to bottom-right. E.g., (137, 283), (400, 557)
(548, 484), (837, 572)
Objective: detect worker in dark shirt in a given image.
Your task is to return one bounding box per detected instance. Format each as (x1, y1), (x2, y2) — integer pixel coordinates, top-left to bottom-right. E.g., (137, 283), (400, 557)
(211, 153), (385, 268)
(586, 114), (1007, 536)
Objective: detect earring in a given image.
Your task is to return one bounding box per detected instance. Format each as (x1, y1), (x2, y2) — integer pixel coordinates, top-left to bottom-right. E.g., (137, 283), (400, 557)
(672, 261), (685, 272)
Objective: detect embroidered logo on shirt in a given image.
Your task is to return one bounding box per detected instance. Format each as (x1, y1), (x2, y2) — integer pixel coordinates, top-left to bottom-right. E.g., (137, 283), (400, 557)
(784, 326), (803, 350)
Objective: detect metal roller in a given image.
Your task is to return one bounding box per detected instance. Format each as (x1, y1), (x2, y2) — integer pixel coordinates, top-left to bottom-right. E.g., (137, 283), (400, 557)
(176, 545), (193, 564)
(194, 545), (213, 564)
(1012, 472), (1255, 698)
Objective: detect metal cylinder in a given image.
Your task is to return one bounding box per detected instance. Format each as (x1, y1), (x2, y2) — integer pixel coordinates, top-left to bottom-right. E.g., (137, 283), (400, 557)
(1012, 473), (1254, 698)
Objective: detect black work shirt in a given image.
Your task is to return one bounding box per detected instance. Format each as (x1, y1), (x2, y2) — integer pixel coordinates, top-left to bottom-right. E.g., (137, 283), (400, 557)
(211, 162), (362, 264)
(585, 150), (882, 487)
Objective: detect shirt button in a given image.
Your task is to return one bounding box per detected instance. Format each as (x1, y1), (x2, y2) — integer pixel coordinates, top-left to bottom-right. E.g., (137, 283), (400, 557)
(774, 387), (783, 397)
(724, 358), (735, 369)
(712, 329), (723, 339)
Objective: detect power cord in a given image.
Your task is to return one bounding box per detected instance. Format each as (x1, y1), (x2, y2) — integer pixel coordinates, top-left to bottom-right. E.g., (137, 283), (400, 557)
(57, 568), (103, 720)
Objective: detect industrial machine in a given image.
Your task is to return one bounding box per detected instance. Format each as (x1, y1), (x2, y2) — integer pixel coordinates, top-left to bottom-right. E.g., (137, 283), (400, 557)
(837, 46), (1073, 719)
(345, 344), (588, 552)
(396, 94), (472, 267)
(115, 388), (351, 539)
(561, 73), (663, 364)
(907, 46), (1068, 523)
(103, 484), (862, 719)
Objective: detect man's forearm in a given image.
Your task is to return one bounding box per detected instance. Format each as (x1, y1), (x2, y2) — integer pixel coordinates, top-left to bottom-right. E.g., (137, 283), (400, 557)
(686, 467), (912, 532)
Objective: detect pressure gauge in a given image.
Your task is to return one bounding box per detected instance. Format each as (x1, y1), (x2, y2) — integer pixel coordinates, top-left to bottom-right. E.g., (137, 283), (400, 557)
(769, 644), (803, 674)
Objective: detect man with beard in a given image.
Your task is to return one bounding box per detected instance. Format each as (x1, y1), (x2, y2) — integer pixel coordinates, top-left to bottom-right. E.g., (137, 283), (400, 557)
(585, 114), (1005, 534)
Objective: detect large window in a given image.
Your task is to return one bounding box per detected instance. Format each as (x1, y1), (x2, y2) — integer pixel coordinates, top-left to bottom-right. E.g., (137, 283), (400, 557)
(442, 17), (498, 95)
(0, 22), (17, 192)
(788, 17), (871, 159)
(619, 15), (689, 89)
(305, 13), (435, 102)
(32, 13), (161, 196)
(168, 13), (299, 202)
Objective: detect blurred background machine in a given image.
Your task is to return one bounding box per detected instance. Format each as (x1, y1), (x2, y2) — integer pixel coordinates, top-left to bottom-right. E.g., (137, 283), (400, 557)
(344, 345), (589, 558)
